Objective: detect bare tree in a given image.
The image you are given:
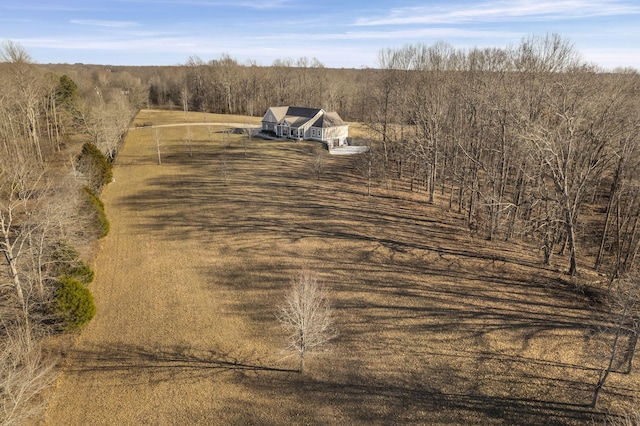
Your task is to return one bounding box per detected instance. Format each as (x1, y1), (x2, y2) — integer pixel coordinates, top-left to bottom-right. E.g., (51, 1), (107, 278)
(153, 127), (162, 165)
(75, 92), (133, 161)
(185, 125), (193, 157)
(0, 325), (57, 426)
(0, 41), (44, 164)
(181, 85), (189, 120)
(0, 158), (44, 323)
(312, 146), (326, 181)
(525, 72), (609, 276)
(241, 124), (255, 156)
(277, 271), (335, 373)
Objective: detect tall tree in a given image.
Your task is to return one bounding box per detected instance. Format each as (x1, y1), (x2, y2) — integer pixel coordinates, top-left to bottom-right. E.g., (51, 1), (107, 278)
(0, 41), (44, 163)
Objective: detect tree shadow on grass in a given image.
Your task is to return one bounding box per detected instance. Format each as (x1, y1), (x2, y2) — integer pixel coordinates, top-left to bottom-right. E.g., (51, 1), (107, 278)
(104, 137), (627, 423)
(65, 343), (296, 385)
(243, 369), (603, 426)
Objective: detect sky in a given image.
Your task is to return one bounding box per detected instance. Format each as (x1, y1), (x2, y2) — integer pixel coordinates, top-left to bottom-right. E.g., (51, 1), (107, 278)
(1, 0), (639, 70)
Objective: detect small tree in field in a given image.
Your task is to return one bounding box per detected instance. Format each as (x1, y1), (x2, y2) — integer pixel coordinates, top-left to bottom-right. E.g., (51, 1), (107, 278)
(278, 271), (335, 373)
(312, 147), (326, 181)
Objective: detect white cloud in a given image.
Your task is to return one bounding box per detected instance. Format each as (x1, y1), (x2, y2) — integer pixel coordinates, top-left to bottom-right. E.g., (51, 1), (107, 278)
(354, 0), (640, 26)
(70, 19), (139, 28)
(18, 36), (196, 51)
(113, 0), (291, 9)
(259, 28), (517, 42)
(580, 47), (640, 70)
(0, 4), (99, 12)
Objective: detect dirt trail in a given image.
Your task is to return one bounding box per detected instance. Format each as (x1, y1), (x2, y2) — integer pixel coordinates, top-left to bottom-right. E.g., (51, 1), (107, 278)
(131, 122), (259, 129)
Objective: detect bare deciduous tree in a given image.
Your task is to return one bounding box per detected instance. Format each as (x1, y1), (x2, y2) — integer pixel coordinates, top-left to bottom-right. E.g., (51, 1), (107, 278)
(0, 41), (44, 164)
(0, 325), (57, 426)
(0, 158), (45, 323)
(311, 147), (326, 181)
(241, 124), (255, 156)
(153, 127), (162, 165)
(185, 125), (193, 157)
(277, 271), (335, 373)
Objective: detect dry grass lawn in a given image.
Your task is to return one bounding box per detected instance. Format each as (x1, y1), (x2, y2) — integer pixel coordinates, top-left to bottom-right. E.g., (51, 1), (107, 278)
(43, 110), (639, 425)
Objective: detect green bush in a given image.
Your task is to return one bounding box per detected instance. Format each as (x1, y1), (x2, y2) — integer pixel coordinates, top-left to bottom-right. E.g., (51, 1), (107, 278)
(83, 186), (110, 238)
(77, 142), (112, 191)
(55, 276), (96, 330)
(50, 242), (94, 285)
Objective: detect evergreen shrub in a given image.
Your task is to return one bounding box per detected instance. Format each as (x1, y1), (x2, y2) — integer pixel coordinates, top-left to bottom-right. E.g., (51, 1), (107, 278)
(55, 276), (96, 330)
(77, 142), (112, 191)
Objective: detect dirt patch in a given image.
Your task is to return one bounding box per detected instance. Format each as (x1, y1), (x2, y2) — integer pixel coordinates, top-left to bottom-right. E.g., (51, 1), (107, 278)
(43, 110), (638, 425)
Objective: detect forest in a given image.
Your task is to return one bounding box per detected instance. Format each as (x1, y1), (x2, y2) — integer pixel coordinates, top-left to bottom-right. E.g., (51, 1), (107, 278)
(1, 33), (640, 423)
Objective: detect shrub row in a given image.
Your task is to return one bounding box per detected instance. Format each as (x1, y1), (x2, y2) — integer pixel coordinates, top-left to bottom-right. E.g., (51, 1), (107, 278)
(53, 144), (112, 331)
(83, 186), (110, 238)
(51, 241), (97, 330)
(52, 144), (112, 331)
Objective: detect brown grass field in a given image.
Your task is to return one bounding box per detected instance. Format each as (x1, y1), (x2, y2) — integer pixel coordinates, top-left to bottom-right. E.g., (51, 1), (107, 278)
(43, 110), (639, 425)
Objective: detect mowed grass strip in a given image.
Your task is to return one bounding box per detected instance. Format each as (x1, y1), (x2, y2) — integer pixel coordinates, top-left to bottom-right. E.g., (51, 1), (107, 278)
(45, 110), (638, 425)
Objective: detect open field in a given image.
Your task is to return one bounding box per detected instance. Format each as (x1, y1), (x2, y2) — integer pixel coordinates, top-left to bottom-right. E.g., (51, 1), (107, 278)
(43, 110), (638, 425)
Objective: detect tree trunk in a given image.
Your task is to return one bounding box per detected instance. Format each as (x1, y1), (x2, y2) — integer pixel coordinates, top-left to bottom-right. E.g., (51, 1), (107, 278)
(506, 166), (524, 241)
(624, 332), (638, 374)
(299, 353), (305, 373)
(566, 210), (578, 276)
(596, 156), (623, 269)
(4, 249), (26, 309)
(429, 136), (437, 204)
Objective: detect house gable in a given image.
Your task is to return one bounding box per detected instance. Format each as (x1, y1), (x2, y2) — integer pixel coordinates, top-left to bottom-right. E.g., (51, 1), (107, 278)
(262, 106), (288, 124)
(264, 111), (276, 123)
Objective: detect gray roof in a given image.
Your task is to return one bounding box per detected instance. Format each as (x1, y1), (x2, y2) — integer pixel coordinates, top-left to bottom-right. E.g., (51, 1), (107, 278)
(285, 106), (321, 118)
(263, 106), (345, 128)
(312, 111), (345, 128)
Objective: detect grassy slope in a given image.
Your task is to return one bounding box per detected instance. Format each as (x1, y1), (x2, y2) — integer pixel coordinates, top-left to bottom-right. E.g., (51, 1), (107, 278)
(44, 111), (638, 425)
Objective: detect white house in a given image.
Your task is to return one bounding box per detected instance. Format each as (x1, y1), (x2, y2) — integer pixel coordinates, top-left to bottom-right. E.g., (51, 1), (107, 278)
(261, 106), (349, 148)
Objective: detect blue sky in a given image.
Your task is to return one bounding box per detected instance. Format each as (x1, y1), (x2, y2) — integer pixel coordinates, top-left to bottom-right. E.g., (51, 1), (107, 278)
(1, 0), (639, 70)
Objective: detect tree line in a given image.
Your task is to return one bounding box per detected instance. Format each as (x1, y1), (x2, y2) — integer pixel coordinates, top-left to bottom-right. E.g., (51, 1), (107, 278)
(361, 35), (640, 281)
(0, 41), (137, 424)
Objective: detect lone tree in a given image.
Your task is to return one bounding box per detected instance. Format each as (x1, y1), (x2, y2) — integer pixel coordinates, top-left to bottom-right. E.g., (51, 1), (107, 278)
(311, 146), (326, 181)
(278, 271), (335, 373)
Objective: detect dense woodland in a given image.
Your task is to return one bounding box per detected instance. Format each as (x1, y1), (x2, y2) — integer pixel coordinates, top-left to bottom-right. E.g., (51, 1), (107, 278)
(1, 34), (640, 423)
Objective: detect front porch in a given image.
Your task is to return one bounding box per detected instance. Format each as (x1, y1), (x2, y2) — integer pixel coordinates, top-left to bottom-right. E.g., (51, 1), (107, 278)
(276, 125), (303, 140)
